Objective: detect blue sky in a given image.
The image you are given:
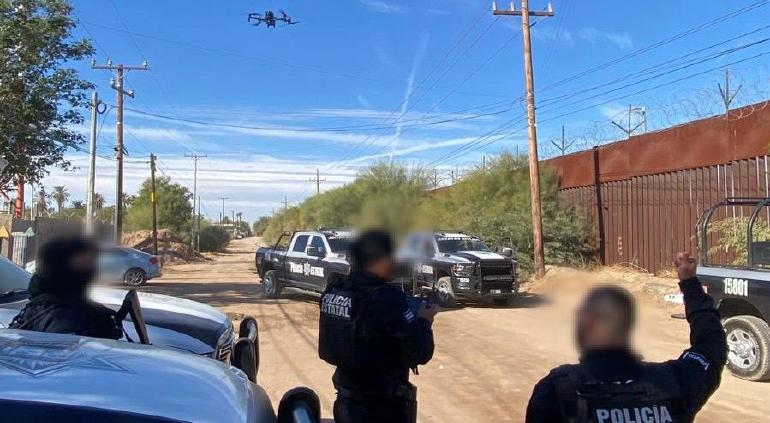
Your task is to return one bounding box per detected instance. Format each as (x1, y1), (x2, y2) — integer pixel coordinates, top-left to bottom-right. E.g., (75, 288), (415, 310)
(45, 0), (770, 221)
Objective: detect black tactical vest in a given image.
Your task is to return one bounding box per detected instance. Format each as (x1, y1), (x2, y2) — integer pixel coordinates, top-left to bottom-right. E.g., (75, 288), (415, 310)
(552, 364), (689, 423)
(318, 281), (376, 369)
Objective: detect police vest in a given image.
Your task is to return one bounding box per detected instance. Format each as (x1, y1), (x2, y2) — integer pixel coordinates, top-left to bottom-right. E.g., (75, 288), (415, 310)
(318, 282), (377, 369)
(552, 365), (688, 423)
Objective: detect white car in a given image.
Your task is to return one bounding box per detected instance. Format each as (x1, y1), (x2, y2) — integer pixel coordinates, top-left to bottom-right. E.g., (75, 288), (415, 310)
(0, 256), (234, 361)
(0, 329), (320, 422)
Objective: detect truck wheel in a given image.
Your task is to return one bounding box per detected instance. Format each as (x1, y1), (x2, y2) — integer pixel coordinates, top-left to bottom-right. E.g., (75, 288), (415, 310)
(262, 270), (283, 299)
(724, 316), (770, 381)
(435, 277), (457, 308)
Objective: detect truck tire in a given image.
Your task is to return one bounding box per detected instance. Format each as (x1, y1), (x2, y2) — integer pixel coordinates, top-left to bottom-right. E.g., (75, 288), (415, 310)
(435, 277), (457, 308)
(262, 270), (283, 299)
(723, 315), (770, 381)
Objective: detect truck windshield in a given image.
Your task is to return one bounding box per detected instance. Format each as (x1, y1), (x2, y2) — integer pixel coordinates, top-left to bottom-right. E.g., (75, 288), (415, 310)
(437, 238), (490, 253)
(328, 238), (351, 253)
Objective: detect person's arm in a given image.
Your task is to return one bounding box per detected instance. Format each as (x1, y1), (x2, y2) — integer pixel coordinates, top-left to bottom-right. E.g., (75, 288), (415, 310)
(670, 252), (728, 414)
(386, 293), (435, 366)
(526, 375), (562, 423)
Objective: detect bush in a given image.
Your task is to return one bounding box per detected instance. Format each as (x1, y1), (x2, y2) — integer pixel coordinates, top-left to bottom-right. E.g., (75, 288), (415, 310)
(199, 226), (231, 252)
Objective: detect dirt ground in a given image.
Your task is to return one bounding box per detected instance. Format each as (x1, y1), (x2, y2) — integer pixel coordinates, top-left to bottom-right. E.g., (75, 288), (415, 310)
(142, 237), (770, 422)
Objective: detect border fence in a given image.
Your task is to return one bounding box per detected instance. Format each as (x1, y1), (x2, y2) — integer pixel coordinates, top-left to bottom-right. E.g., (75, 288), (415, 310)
(543, 101), (770, 274)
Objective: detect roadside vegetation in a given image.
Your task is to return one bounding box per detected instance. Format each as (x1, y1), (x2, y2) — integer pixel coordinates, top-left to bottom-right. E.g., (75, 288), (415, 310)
(260, 153), (594, 279)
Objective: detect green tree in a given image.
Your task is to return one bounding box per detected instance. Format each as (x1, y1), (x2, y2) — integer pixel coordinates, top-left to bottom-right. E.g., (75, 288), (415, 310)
(93, 193), (105, 210)
(125, 176), (192, 238)
(71, 199), (84, 209)
(51, 185), (69, 212)
(0, 0), (94, 191)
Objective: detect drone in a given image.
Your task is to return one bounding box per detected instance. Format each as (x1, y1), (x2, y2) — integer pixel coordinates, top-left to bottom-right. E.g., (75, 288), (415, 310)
(247, 10), (298, 28)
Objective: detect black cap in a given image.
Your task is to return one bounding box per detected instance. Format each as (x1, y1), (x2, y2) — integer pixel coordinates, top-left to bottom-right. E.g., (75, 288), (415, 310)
(348, 230), (393, 270)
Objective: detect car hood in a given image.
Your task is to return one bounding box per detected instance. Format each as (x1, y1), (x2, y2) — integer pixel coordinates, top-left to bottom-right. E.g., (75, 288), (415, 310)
(0, 330), (274, 423)
(0, 303), (214, 356)
(90, 287), (231, 348)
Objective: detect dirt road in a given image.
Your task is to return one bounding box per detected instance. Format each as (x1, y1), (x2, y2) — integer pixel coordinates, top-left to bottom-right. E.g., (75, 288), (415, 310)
(145, 237), (770, 422)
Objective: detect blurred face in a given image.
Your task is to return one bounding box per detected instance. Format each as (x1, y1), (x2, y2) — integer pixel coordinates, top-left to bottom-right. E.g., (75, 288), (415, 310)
(368, 256), (394, 281)
(68, 249), (97, 280)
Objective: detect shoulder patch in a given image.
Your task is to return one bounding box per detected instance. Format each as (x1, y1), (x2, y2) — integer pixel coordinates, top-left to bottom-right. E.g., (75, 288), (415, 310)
(403, 309), (416, 323)
(681, 351), (710, 370)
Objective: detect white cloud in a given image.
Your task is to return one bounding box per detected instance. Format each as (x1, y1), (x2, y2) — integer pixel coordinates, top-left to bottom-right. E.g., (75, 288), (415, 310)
(357, 94), (372, 109)
(578, 28), (633, 51)
(360, 0), (408, 14)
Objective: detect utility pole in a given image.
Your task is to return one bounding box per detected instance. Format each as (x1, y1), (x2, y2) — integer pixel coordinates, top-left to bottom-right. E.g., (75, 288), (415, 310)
(150, 154), (158, 256)
(309, 168), (326, 195)
(718, 69), (741, 118)
(549, 125), (575, 156)
(185, 153), (207, 250)
(219, 197), (228, 224)
(611, 105), (647, 139)
(283, 197), (289, 212)
(91, 59), (148, 244)
(86, 91), (104, 234)
(197, 195), (202, 251)
(493, 0), (553, 278)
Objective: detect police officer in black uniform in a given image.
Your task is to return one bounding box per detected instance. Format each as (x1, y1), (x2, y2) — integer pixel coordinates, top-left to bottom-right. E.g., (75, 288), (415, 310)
(10, 237), (123, 340)
(526, 252), (727, 423)
(318, 230), (436, 423)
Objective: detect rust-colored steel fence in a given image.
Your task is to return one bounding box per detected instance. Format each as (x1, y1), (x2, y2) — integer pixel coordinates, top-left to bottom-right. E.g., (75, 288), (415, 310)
(544, 102), (770, 274)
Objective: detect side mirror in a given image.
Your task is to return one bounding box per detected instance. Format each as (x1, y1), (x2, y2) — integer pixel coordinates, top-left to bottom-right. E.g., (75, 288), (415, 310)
(276, 387), (321, 423)
(501, 247), (514, 258)
(306, 246), (324, 257)
(239, 317), (260, 375)
(232, 338), (257, 383)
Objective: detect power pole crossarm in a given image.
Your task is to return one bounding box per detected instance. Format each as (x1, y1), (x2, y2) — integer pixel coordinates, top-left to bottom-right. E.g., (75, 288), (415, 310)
(91, 59), (149, 244)
(492, 0), (553, 278)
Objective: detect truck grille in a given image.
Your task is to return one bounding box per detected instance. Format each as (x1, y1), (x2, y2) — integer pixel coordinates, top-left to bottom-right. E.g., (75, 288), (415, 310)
(479, 260), (514, 292)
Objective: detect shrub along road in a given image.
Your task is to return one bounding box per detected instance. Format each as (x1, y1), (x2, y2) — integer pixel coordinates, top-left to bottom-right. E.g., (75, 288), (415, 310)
(144, 237), (770, 422)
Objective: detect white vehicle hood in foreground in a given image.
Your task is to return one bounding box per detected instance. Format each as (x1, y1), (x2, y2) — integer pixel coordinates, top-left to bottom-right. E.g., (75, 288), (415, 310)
(90, 287), (227, 324)
(0, 330), (274, 423)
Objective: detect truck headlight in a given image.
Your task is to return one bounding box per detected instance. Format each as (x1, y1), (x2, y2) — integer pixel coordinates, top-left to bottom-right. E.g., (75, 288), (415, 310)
(452, 263), (474, 277)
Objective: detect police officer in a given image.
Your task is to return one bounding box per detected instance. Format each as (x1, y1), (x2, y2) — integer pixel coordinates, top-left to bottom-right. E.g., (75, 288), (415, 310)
(10, 236), (123, 340)
(318, 230), (436, 423)
(526, 252), (727, 423)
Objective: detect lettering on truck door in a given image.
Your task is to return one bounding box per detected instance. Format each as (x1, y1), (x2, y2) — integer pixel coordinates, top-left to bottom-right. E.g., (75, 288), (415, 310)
(287, 234), (311, 286)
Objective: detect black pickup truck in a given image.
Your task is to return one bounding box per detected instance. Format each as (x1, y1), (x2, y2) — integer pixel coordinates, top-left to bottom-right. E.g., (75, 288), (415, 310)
(255, 229), (352, 298)
(394, 231), (518, 307)
(696, 198), (770, 381)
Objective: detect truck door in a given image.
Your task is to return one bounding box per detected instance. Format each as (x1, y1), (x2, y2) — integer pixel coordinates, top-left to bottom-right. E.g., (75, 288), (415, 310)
(420, 237), (438, 287)
(305, 235), (329, 289)
(285, 234), (311, 287)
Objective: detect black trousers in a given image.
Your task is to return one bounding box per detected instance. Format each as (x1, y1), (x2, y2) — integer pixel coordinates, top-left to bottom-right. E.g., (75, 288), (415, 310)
(333, 396), (410, 423)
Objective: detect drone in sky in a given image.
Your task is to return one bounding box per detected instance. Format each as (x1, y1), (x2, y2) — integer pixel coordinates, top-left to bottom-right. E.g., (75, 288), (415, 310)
(247, 10), (298, 28)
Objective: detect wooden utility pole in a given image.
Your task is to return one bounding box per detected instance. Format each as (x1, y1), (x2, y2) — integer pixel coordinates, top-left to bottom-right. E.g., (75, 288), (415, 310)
(197, 195), (202, 251)
(150, 154), (158, 256)
(185, 153), (207, 250)
(85, 92), (103, 234)
(219, 197), (228, 224)
(493, 0), (553, 278)
(309, 168), (326, 195)
(91, 59), (148, 244)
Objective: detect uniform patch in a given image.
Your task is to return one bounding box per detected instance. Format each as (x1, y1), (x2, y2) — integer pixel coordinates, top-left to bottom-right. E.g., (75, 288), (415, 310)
(595, 405), (673, 423)
(403, 309), (416, 323)
(320, 293), (352, 319)
(682, 351), (710, 370)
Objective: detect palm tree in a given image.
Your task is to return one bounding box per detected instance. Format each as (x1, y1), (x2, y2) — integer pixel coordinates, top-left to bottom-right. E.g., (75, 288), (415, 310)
(71, 200), (85, 209)
(35, 188), (49, 216)
(93, 193), (106, 210)
(51, 185), (70, 213)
